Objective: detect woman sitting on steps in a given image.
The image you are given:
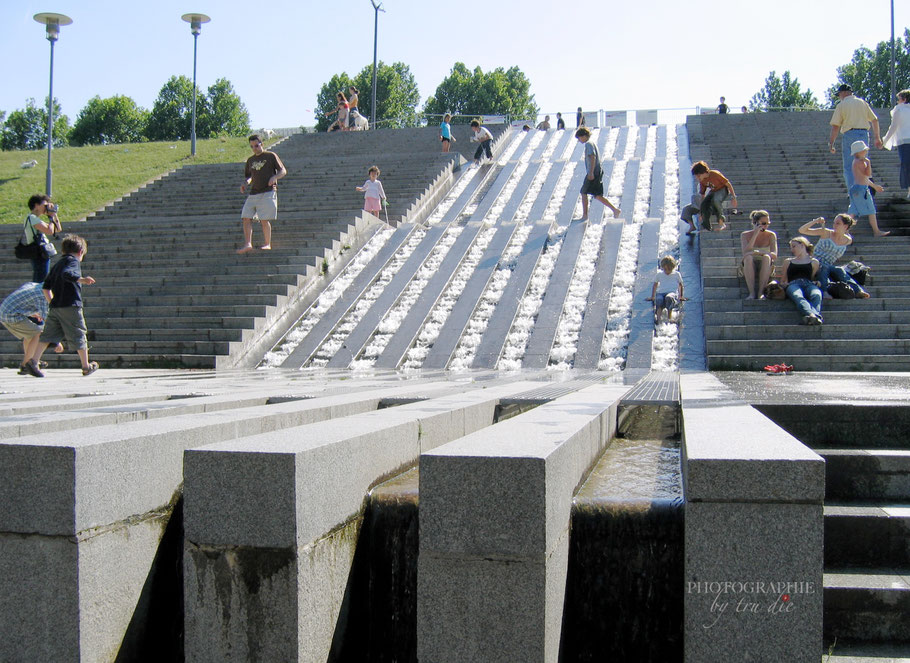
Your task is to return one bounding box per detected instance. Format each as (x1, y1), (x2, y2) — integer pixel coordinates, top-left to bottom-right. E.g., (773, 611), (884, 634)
(798, 214), (870, 299)
(779, 236), (823, 325)
(740, 210), (778, 299)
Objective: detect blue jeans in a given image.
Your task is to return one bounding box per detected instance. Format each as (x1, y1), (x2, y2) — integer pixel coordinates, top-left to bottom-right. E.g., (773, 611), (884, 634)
(898, 143), (910, 189)
(817, 264), (867, 296)
(786, 279), (822, 319)
(31, 256), (49, 283)
(841, 128), (869, 189)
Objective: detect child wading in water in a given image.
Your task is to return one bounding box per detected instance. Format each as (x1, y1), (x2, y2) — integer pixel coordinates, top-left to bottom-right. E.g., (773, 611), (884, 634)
(575, 127), (621, 219)
(647, 255), (685, 323)
(356, 166), (388, 220)
(849, 140), (890, 237)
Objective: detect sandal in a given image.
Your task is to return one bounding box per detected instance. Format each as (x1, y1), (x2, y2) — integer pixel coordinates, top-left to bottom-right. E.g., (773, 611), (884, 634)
(763, 363), (793, 374)
(82, 361), (99, 376)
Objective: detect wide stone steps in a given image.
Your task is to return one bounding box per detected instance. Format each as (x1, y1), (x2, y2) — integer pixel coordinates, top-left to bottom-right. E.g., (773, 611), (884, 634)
(707, 353), (910, 371)
(707, 323), (910, 340)
(2, 126), (489, 369)
(689, 110), (910, 372)
(823, 571), (910, 644)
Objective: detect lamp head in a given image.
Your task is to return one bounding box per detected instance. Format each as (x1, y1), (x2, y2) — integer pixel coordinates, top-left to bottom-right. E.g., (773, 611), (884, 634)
(181, 13), (211, 36)
(34, 13), (73, 42)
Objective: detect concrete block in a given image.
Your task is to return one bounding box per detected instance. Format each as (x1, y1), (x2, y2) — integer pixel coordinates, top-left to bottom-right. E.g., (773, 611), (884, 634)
(417, 533), (569, 663)
(684, 502), (823, 663)
(0, 380), (453, 662)
(680, 372), (825, 503)
(417, 383), (629, 663)
(183, 380), (535, 662)
(0, 507), (173, 663)
(680, 372), (825, 663)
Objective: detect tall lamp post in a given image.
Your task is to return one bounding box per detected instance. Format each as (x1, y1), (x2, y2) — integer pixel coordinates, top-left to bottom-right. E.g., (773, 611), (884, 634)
(890, 0), (896, 105)
(370, 0), (385, 128)
(33, 12), (72, 198)
(181, 13), (210, 157)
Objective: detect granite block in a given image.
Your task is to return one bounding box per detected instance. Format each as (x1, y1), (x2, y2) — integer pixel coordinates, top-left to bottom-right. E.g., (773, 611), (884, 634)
(680, 373), (825, 503)
(417, 533), (569, 663)
(684, 501), (824, 663)
(0, 511), (170, 663)
(183, 381), (535, 661)
(0, 382), (449, 536)
(420, 384), (626, 557)
(0, 533), (78, 663)
(417, 384), (628, 663)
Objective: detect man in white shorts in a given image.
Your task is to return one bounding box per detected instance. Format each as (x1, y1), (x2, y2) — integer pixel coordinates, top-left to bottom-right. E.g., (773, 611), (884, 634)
(238, 134), (287, 254)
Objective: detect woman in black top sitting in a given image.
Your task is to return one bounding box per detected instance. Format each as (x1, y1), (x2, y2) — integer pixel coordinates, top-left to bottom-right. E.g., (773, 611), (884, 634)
(780, 236), (822, 325)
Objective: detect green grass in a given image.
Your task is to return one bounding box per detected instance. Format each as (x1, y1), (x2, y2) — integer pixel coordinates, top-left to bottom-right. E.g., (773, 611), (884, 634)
(0, 136), (281, 224)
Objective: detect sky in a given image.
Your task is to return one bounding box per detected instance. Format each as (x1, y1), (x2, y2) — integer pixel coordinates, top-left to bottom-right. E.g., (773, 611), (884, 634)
(1, 0), (908, 132)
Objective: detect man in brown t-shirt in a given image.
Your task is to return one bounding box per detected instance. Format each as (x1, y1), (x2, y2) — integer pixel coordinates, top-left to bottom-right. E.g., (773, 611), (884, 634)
(237, 134), (287, 254)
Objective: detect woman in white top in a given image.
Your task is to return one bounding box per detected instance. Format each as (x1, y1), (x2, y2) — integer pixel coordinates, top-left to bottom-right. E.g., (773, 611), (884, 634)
(882, 89), (910, 197)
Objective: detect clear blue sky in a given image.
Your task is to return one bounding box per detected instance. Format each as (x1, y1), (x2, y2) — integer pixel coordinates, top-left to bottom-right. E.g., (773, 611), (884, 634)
(1, 0), (908, 131)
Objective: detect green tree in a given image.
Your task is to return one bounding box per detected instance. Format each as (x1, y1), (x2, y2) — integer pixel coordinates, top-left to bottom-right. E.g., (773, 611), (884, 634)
(314, 62), (421, 131)
(352, 62), (421, 128)
(314, 73), (355, 132)
(1, 97), (70, 151)
(749, 71), (820, 111)
(206, 78), (251, 137)
(145, 75), (209, 141)
(69, 95), (149, 146)
(424, 63), (538, 123)
(827, 29), (910, 108)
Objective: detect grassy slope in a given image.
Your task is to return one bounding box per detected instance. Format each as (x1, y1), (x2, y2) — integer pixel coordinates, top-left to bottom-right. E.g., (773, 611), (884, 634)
(0, 136), (280, 224)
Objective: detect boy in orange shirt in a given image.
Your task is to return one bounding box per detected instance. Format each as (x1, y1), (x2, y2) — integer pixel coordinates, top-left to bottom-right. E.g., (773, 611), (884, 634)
(691, 160), (737, 231)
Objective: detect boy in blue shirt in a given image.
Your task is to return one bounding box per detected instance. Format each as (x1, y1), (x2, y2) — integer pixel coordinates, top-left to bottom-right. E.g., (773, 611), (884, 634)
(36, 234), (99, 376)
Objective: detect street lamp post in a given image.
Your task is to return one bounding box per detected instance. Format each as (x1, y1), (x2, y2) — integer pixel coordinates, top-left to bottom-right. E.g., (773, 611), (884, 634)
(890, 0), (896, 105)
(370, 0), (385, 128)
(33, 12), (72, 198)
(181, 13), (211, 157)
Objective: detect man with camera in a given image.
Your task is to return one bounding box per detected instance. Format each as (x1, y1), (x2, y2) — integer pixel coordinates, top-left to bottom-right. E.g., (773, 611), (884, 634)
(23, 194), (62, 282)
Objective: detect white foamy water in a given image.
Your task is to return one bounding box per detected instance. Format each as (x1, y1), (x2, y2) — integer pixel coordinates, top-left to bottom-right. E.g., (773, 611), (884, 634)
(448, 131), (580, 370)
(309, 227), (428, 367)
(401, 131), (559, 371)
(260, 225), (396, 367)
(546, 127), (627, 370)
(598, 125), (659, 372)
(652, 124), (683, 371)
(352, 225), (464, 367)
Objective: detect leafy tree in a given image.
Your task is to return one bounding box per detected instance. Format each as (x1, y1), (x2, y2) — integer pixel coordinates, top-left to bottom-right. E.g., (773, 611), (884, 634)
(206, 78), (250, 137)
(749, 71), (820, 111)
(314, 62), (421, 131)
(69, 95), (149, 146)
(827, 29), (910, 108)
(314, 73), (355, 132)
(145, 75), (207, 141)
(1, 97), (70, 151)
(352, 62), (421, 128)
(424, 63), (538, 123)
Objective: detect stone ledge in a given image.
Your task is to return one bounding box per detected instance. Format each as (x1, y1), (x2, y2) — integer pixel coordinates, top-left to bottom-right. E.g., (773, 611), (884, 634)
(680, 372), (825, 504)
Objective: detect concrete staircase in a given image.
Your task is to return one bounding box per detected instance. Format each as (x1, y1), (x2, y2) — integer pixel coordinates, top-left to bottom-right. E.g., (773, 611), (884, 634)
(689, 111), (910, 371)
(752, 400), (910, 661)
(271, 124), (683, 372)
(0, 126), (508, 369)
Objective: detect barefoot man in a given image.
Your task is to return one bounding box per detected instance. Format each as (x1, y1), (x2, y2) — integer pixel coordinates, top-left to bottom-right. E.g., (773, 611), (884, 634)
(238, 134), (287, 254)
